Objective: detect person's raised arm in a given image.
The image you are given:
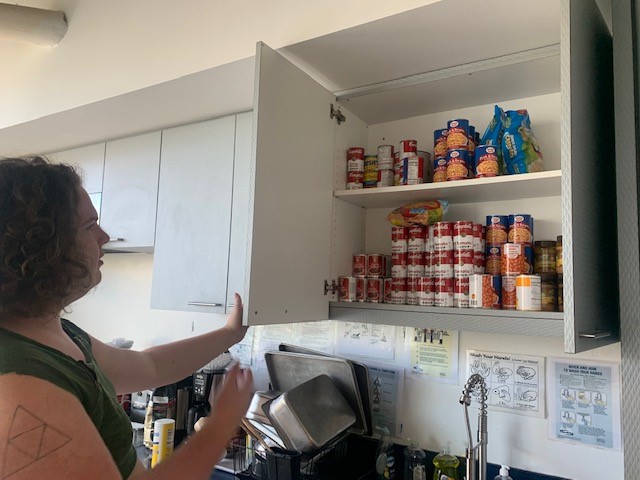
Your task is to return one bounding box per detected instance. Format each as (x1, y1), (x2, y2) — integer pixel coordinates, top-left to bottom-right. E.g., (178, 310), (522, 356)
(90, 293), (248, 394)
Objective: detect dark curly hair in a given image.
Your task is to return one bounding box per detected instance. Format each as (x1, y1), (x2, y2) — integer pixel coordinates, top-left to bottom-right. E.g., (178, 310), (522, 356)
(0, 156), (90, 319)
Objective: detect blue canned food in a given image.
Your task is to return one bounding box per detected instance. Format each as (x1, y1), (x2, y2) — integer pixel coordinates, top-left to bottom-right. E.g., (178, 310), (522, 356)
(485, 215), (509, 245)
(485, 245), (502, 275)
(445, 149), (469, 180)
(508, 214), (534, 245)
(446, 119), (470, 150)
(475, 145), (500, 178)
(434, 129), (448, 158)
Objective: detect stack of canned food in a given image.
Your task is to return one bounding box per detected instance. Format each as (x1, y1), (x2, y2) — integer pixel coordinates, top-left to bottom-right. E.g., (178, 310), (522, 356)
(534, 236), (563, 312)
(433, 119), (501, 182)
(338, 254), (391, 302)
(345, 141), (432, 190)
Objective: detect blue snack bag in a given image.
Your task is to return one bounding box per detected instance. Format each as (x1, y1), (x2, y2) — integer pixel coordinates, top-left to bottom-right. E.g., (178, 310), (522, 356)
(501, 109), (544, 174)
(480, 105), (505, 172)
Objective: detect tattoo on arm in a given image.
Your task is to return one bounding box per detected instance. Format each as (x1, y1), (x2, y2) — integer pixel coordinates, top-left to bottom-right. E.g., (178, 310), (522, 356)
(2, 406), (71, 479)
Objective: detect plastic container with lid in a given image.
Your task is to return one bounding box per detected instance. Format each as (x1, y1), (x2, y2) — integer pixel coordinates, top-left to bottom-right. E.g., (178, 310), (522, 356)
(534, 240), (556, 273)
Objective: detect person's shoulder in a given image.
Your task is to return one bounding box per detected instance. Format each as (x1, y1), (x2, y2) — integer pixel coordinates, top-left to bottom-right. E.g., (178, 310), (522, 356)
(0, 373), (121, 479)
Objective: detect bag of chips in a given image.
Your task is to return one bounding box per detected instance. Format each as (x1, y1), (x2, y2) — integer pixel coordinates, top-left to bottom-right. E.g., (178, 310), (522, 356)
(386, 200), (449, 227)
(480, 105), (505, 173)
(501, 109), (544, 174)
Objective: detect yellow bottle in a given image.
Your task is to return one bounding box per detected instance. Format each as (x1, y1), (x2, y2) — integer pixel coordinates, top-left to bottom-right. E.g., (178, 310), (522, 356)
(432, 447), (459, 480)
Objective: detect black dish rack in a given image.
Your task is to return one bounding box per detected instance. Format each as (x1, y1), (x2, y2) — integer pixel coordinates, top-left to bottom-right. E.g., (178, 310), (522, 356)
(218, 434), (375, 480)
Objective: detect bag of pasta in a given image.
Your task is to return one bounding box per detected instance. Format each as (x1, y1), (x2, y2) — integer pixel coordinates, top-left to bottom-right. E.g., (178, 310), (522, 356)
(501, 109), (544, 174)
(386, 200), (449, 227)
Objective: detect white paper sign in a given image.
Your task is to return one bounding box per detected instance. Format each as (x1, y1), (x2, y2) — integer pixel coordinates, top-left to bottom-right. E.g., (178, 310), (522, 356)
(406, 329), (459, 384)
(367, 363), (404, 437)
(466, 349), (545, 418)
(334, 322), (395, 360)
(547, 358), (621, 450)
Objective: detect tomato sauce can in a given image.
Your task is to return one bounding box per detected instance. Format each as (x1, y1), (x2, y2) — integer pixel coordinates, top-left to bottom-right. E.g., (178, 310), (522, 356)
(472, 223), (484, 252)
(352, 254), (367, 277)
(408, 225), (426, 252)
(367, 254), (386, 277)
(347, 147), (365, 160)
(347, 158), (364, 172)
(355, 277), (366, 302)
(338, 276), (357, 302)
(453, 221), (474, 250)
(391, 227), (408, 253)
(473, 250), (486, 274)
(446, 149), (469, 181)
(515, 274), (542, 311)
(433, 156), (447, 183)
(501, 275), (517, 310)
(390, 278), (407, 304)
(486, 215), (509, 245)
(346, 171), (364, 190)
(406, 278), (420, 305)
(383, 278), (393, 303)
(433, 222), (454, 251)
(432, 250), (454, 278)
(399, 139), (418, 154)
(508, 214), (534, 245)
(501, 243), (525, 275)
(434, 129), (448, 158)
(454, 249), (474, 278)
(446, 119), (469, 150)
(454, 277), (470, 308)
(391, 252), (408, 278)
(434, 277), (454, 307)
(407, 251), (425, 278)
(366, 278), (384, 303)
(418, 277), (435, 306)
(469, 274), (501, 309)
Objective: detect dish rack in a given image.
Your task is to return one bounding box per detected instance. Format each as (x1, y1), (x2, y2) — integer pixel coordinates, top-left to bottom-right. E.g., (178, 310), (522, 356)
(222, 434), (351, 480)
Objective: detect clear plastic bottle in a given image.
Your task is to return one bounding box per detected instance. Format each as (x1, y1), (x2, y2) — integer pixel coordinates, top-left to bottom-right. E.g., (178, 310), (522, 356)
(432, 447), (459, 480)
(493, 465), (513, 480)
(375, 426), (397, 480)
(403, 439), (426, 480)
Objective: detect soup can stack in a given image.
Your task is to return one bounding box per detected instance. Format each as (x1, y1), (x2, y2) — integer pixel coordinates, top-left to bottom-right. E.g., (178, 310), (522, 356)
(390, 226), (408, 304)
(346, 147), (365, 189)
(432, 221), (454, 307)
(338, 253), (390, 303)
(377, 145), (394, 187)
(453, 221), (475, 307)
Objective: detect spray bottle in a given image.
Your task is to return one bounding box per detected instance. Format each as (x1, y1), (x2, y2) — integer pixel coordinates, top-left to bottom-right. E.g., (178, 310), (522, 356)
(375, 426), (396, 479)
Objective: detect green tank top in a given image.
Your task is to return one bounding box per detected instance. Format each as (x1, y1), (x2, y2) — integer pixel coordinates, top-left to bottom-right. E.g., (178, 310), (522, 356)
(0, 319), (137, 479)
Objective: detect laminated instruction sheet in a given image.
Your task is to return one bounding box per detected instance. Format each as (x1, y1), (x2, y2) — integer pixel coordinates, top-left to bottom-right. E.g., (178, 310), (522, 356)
(547, 358), (621, 450)
(406, 329), (459, 383)
(466, 350), (545, 418)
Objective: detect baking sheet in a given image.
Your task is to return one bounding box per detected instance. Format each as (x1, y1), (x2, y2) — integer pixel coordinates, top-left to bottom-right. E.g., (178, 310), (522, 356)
(265, 351), (367, 435)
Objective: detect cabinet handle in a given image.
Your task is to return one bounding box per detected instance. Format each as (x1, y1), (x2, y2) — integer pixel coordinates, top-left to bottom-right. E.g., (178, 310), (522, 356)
(227, 303), (235, 308)
(108, 237), (125, 242)
(578, 330), (612, 339)
(188, 302), (223, 307)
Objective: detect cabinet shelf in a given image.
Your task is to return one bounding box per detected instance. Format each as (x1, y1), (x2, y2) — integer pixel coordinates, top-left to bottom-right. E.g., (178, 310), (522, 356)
(329, 301), (564, 338)
(334, 170), (562, 208)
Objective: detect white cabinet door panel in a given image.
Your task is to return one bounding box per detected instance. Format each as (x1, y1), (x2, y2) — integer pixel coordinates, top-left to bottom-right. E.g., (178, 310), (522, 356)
(102, 132), (160, 252)
(49, 143), (105, 195)
(245, 43), (336, 325)
(152, 117), (236, 313)
(226, 112), (253, 312)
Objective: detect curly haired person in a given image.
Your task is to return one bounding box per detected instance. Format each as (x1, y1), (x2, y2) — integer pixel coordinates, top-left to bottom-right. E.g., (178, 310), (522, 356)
(0, 156), (253, 479)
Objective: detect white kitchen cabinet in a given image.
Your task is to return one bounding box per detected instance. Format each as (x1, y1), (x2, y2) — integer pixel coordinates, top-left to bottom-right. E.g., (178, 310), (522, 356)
(150, 116), (236, 314)
(245, 0), (617, 353)
(48, 143), (105, 214)
(101, 132), (161, 252)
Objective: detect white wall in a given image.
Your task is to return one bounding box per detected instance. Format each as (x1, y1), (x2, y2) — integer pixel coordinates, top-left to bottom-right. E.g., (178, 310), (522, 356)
(66, 254), (623, 480)
(0, 0), (439, 129)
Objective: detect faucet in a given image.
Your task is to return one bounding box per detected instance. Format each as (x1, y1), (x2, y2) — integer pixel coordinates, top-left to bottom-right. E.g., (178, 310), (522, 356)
(459, 373), (488, 480)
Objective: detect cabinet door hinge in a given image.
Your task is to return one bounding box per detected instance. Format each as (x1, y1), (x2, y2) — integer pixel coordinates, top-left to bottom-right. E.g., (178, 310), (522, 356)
(330, 103), (346, 125)
(324, 279), (339, 295)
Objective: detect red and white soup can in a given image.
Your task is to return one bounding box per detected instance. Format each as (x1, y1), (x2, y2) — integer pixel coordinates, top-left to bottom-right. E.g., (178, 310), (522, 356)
(338, 276), (357, 302)
(434, 277), (454, 307)
(418, 277), (435, 306)
(366, 278), (384, 303)
(355, 277), (366, 302)
(352, 254), (367, 277)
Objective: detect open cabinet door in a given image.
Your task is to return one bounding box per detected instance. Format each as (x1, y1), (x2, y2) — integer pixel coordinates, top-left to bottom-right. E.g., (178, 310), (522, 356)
(245, 42), (336, 325)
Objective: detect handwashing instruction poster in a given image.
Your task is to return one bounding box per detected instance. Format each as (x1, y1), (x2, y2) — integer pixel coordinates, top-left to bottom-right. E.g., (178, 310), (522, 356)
(547, 358), (621, 450)
(465, 350), (545, 418)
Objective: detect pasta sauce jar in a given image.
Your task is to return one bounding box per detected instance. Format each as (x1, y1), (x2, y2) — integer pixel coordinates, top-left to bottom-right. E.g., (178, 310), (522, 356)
(534, 240), (557, 274)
